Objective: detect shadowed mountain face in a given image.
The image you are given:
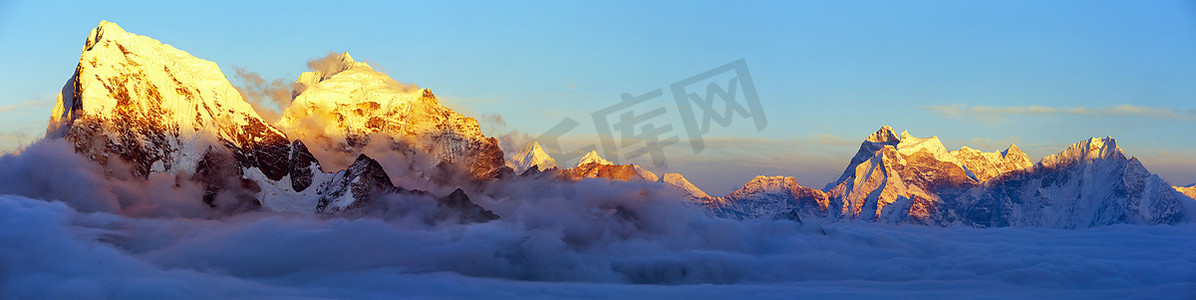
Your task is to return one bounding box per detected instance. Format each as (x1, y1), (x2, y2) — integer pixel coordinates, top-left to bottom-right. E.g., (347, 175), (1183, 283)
(955, 138), (1185, 228)
(707, 127), (1189, 228)
(43, 21), (497, 219)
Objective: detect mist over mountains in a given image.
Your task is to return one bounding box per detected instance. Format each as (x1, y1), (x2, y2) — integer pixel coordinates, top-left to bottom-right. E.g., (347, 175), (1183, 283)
(1, 21), (1194, 298)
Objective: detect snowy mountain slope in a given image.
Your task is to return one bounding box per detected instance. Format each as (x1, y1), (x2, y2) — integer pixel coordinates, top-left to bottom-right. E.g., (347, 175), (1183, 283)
(560, 151), (658, 182)
(44, 21), (321, 211)
(896, 130), (959, 165)
(703, 126), (1182, 228)
(46, 21), (293, 179)
(32, 21), (1188, 229)
(576, 150), (613, 166)
(950, 144), (1033, 182)
(957, 137), (1186, 228)
(277, 53), (505, 181)
(1177, 184), (1196, 201)
(507, 141), (557, 174)
(41, 21), (497, 219)
(707, 176), (827, 220)
(658, 173), (711, 201)
(824, 126), (977, 224)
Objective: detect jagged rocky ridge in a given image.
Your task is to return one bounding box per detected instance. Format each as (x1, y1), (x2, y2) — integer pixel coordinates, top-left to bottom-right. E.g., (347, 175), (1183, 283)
(509, 127), (1190, 228)
(35, 21), (1192, 229)
(703, 126), (1190, 228)
(510, 149), (661, 182)
(44, 21), (496, 220)
(705, 176), (827, 220)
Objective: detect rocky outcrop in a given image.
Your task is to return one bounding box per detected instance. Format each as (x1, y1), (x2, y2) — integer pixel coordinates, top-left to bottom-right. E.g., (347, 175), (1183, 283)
(436, 188), (500, 223)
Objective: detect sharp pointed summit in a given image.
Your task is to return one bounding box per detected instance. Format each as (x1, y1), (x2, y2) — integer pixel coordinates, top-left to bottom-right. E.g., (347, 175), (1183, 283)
(866, 125), (901, 144)
(507, 141), (557, 174)
(49, 21), (286, 176)
(292, 52), (373, 98)
(659, 173), (710, 199)
(576, 150), (613, 166)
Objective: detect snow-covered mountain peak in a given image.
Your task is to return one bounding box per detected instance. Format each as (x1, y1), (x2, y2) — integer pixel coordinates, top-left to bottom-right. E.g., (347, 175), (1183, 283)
(736, 175), (800, 194)
(577, 150), (613, 166)
(1001, 144), (1023, 157)
(292, 52), (375, 97)
(1041, 137), (1127, 168)
(950, 144), (1033, 182)
(703, 127), (1183, 227)
(277, 52), (503, 180)
(896, 132), (956, 164)
(659, 173), (710, 199)
(507, 141), (557, 174)
(47, 20), (287, 178)
(712, 175), (828, 220)
(85, 20), (129, 49)
(866, 125), (901, 143)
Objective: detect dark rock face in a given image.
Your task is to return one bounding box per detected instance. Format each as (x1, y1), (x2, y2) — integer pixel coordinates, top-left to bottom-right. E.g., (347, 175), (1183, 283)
(316, 154), (399, 213)
(312, 155), (501, 224)
(773, 209), (803, 223)
(518, 165), (541, 177)
(228, 117), (292, 182)
(288, 140), (318, 192)
(193, 147), (261, 212)
(436, 188), (500, 223)
(467, 136), (507, 180)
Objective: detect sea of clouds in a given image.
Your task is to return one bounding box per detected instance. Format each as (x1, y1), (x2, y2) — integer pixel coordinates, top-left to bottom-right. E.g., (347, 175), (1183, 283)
(2, 140), (1195, 299)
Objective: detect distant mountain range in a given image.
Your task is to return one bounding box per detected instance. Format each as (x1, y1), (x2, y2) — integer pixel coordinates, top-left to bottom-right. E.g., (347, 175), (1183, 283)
(657, 126), (1189, 228)
(36, 21), (1195, 228)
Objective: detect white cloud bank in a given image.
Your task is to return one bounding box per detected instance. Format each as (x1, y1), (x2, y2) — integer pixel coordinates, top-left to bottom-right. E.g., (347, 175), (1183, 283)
(2, 195), (1194, 298)
(1, 140), (1195, 298)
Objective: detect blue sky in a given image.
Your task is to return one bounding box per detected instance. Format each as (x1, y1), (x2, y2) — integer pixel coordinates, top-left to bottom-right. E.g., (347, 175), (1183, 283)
(1, 0), (1194, 194)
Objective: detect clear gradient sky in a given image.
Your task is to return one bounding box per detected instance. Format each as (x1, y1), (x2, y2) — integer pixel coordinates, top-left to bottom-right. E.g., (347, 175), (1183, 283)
(1, 0), (1194, 194)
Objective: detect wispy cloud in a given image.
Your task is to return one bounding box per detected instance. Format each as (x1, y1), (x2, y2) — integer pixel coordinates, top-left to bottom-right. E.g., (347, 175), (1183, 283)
(922, 104), (1196, 122)
(0, 96), (55, 114)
